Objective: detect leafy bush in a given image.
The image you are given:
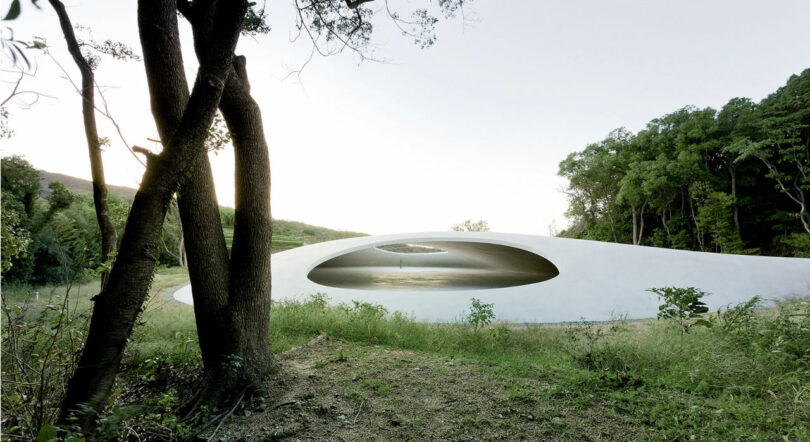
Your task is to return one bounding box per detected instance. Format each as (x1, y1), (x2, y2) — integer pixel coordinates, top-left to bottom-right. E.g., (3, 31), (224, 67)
(1, 287), (88, 440)
(717, 296), (761, 334)
(779, 233), (810, 257)
(465, 298), (494, 331)
(648, 286), (711, 333)
(343, 300), (388, 321)
(308, 293), (329, 309)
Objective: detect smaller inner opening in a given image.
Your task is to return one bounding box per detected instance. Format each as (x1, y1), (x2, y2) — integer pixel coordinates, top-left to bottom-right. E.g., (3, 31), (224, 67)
(376, 243), (447, 254)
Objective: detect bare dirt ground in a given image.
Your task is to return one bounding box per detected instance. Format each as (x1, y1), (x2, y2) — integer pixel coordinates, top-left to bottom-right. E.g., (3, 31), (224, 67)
(199, 335), (638, 441)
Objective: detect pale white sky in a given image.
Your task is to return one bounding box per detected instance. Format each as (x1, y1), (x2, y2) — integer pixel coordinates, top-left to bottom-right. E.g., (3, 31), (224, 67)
(3, 0), (810, 235)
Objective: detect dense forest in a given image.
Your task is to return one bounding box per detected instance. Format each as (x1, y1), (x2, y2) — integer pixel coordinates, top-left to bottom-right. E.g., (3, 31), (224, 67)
(0, 156), (364, 285)
(559, 68), (810, 257)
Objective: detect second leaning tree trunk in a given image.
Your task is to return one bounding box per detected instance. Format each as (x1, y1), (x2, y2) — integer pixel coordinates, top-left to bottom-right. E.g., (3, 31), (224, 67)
(49, 0), (118, 288)
(218, 54), (277, 387)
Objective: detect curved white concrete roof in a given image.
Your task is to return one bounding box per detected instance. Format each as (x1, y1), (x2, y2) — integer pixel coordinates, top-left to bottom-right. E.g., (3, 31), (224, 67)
(174, 232), (810, 323)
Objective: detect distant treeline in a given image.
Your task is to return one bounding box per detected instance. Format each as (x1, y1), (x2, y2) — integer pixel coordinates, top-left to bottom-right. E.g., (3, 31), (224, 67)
(559, 68), (810, 257)
(1, 157), (365, 285)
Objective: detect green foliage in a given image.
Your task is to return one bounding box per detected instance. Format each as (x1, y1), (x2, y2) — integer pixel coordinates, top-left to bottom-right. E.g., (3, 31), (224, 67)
(560, 69), (810, 254)
(242, 3), (271, 36)
(222, 354), (245, 380)
(3, 270), (809, 439)
(488, 325), (511, 348)
(465, 298), (495, 330)
(1, 191), (31, 274)
(46, 181), (75, 212)
(205, 112), (232, 153)
(1, 163), (364, 285)
(778, 233), (810, 257)
(690, 182), (743, 253)
(559, 129), (631, 242)
(345, 300), (388, 321)
(649, 286), (711, 333)
(219, 206), (235, 227)
(2, 155), (40, 215)
(717, 296), (761, 333)
(35, 425), (55, 441)
(1, 285), (89, 440)
(1, 167), (182, 283)
(451, 219), (490, 232)
(308, 292), (330, 309)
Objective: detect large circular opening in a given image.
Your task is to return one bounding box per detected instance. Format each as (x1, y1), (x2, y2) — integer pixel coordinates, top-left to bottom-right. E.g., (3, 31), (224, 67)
(307, 241), (559, 291)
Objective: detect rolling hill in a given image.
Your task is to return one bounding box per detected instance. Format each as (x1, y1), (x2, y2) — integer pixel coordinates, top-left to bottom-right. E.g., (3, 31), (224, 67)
(39, 170), (366, 249)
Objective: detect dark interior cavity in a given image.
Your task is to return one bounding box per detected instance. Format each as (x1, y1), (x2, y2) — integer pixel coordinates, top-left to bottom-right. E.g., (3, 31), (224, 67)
(308, 241), (559, 291)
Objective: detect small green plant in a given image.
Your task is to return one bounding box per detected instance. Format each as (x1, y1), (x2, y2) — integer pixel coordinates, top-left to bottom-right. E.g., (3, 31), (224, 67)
(609, 311), (630, 333)
(717, 296), (761, 333)
(465, 298), (495, 331)
(362, 378), (392, 396)
(489, 325), (511, 349)
(222, 354), (244, 379)
(648, 286), (711, 333)
(342, 300), (388, 320)
(314, 350), (347, 368)
(565, 319), (605, 369)
(308, 292), (330, 309)
(347, 388), (366, 404)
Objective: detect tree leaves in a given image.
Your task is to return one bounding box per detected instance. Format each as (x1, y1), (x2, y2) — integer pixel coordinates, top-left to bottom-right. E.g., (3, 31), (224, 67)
(559, 68), (810, 250)
(3, 0), (21, 20)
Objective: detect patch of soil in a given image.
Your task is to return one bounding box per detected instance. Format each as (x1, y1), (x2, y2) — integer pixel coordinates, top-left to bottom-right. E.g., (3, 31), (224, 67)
(199, 335), (639, 441)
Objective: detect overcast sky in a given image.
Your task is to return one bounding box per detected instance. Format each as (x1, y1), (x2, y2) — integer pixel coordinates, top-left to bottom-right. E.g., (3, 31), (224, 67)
(3, 0), (810, 235)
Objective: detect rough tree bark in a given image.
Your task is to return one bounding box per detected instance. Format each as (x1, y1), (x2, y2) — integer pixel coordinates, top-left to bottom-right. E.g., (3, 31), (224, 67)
(57, 0), (247, 432)
(49, 0), (118, 289)
(168, 0), (278, 408)
(218, 54), (278, 387)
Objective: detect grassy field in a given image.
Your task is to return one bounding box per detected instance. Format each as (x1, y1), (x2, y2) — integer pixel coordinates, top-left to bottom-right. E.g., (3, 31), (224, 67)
(221, 220), (365, 253)
(2, 270), (809, 440)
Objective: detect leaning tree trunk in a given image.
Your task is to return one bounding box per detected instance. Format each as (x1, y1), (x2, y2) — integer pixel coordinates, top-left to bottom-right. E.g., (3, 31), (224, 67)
(176, 159), (234, 391)
(57, 0), (247, 432)
(49, 0), (117, 289)
(174, 58), (278, 406)
(170, 0), (279, 408)
(218, 55), (278, 387)
(134, 9), (235, 387)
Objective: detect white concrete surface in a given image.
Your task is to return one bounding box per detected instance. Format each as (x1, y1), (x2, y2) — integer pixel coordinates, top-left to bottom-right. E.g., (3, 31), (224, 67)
(174, 232), (810, 323)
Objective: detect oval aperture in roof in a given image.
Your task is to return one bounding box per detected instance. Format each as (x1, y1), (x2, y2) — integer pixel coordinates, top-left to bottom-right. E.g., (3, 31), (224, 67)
(307, 241), (559, 291)
(376, 243), (447, 254)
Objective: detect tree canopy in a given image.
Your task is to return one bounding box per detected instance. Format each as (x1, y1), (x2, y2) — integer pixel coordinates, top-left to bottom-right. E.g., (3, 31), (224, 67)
(559, 68), (810, 257)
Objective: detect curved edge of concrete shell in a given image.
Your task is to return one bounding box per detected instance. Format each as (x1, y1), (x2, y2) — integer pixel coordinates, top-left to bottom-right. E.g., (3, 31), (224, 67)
(174, 232), (810, 323)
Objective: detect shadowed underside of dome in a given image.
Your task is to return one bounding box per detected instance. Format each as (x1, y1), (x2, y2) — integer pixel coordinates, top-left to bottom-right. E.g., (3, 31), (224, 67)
(307, 241), (559, 291)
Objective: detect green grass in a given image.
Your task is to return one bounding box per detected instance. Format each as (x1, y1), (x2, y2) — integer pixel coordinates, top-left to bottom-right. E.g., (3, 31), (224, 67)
(3, 275), (809, 439)
(260, 295), (810, 439)
(221, 221), (361, 253)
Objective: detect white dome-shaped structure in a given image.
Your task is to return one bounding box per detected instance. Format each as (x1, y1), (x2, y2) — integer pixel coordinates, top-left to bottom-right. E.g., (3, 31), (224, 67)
(174, 232), (810, 323)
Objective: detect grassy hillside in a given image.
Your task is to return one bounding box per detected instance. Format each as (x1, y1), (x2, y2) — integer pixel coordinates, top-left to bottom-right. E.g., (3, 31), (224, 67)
(273, 219), (365, 247)
(39, 170), (138, 201)
(40, 170), (366, 253)
(225, 221), (366, 253)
